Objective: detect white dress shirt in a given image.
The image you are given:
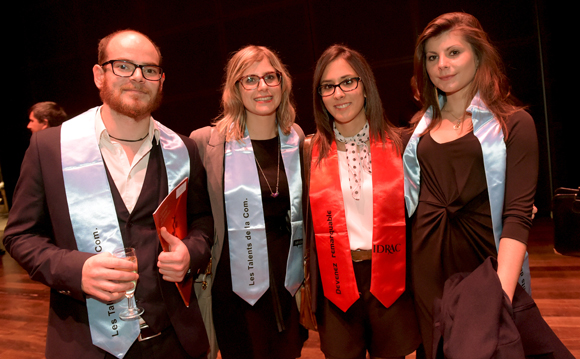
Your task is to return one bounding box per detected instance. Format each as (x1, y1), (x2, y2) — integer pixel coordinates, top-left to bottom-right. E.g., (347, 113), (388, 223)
(337, 149), (374, 250)
(95, 108), (160, 213)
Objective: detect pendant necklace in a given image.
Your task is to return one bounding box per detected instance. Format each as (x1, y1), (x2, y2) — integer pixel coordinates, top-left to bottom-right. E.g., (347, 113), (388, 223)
(444, 109), (465, 130)
(254, 136), (280, 198)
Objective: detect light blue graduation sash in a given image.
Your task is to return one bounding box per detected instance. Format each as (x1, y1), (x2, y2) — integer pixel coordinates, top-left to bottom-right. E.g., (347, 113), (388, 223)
(224, 126), (303, 306)
(61, 107), (189, 358)
(403, 94), (531, 294)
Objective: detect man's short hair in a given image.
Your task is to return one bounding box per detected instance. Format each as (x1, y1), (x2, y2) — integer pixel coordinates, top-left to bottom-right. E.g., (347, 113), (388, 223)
(28, 101), (68, 127)
(97, 29), (163, 66)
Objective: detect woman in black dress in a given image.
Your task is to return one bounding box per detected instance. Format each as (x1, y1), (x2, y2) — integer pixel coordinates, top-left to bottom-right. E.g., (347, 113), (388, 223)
(190, 45), (307, 359)
(403, 12), (538, 358)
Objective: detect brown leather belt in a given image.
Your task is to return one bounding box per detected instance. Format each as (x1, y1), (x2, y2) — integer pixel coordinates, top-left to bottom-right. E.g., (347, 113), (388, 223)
(351, 249), (372, 262)
(138, 320), (161, 342)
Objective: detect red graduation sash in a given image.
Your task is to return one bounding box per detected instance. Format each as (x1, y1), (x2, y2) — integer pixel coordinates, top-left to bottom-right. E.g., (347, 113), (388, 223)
(309, 139), (406, 312)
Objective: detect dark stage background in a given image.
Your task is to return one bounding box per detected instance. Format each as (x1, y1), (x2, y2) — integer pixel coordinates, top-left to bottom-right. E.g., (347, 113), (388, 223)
(2, 0), (572, 217)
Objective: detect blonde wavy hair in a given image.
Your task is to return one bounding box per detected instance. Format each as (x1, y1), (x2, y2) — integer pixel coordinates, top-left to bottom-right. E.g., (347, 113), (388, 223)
(214, 45), (296, 141)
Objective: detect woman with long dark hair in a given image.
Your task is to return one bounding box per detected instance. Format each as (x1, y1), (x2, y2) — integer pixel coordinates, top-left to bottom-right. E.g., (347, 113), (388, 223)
(305, 44), (420, 359)
(403, 12), (539, 358)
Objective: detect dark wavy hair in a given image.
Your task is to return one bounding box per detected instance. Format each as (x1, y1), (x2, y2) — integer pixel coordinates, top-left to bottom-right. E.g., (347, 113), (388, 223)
(312, 44), (402, 164)
(411, 12), (522, 137)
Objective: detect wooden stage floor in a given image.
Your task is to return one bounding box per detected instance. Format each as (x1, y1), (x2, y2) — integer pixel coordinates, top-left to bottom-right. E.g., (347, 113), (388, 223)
(1, 212), (578, 358)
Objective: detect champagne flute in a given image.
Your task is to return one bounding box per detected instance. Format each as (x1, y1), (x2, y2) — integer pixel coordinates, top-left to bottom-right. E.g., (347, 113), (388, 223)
(112, 247), (144, 320)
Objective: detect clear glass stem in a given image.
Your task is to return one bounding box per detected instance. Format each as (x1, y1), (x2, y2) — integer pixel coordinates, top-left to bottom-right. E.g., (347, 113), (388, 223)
(126, 294), (135, 311)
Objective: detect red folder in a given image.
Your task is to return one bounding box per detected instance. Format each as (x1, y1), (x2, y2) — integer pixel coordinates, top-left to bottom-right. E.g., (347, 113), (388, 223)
(153, 177), (192, 307)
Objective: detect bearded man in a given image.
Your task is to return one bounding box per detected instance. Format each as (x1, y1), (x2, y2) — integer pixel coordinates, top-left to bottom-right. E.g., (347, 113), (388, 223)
(3, 30), (213, 359)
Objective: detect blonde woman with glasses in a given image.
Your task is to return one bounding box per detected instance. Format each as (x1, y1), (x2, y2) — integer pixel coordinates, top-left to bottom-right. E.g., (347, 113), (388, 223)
(190, 45), (307, 359)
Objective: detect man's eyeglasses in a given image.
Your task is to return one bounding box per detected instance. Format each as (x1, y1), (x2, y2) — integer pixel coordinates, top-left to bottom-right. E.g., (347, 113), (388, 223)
(101, 60), (164, 81)
(318, 77), (362, 97)
(238, 72), (282, 90)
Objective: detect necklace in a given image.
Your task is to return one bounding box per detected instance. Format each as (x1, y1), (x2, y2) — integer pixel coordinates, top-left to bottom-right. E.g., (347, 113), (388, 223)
(109, 133), (149, 142)
(254, 136), (280, 198)
(443, 109), (465, 130)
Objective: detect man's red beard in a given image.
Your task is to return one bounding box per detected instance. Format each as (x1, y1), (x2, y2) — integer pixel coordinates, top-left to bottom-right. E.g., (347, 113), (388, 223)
(100, 81), (163, 121)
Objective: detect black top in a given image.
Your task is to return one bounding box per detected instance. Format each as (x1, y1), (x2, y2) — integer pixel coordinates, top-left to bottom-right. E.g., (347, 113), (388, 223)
(410, 110), (539, 359)
(212, 136), (306, 359)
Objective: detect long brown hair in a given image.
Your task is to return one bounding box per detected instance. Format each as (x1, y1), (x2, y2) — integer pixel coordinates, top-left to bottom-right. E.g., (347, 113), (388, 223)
(412, 12), (522, 136)
(214, 45), (296, 141)
(312, 44), (402, 164)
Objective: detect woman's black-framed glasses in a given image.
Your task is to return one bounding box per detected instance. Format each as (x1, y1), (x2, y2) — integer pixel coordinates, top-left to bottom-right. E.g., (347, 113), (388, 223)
(318, 77), (362, 97)
(238, 72), (282, 90)
(101, 60), (164, 81)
